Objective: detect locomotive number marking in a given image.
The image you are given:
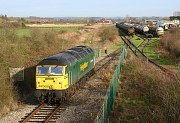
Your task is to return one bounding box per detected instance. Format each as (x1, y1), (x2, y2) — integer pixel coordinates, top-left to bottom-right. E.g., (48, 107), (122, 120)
(38, 85), (49, 88)
(45, 78), (54, 80)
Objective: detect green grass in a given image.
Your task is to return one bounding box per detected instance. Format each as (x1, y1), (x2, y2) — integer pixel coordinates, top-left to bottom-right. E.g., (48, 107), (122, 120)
(112, 40), (124, 50)
(143, 41), (176, 66)
(38, 27), (80, 31)
(15, 29), (31, 37)
(1, 27), (80, 37)
(129, 35), (177, 66)
(130, 35), (144, 46)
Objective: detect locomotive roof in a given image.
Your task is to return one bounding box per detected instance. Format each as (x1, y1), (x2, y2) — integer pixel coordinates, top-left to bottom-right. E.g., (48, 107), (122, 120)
(37, 46), (94, 66)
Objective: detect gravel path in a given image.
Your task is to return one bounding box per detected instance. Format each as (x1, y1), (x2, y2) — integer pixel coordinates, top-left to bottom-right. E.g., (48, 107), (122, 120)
(0, 104), (37, 123)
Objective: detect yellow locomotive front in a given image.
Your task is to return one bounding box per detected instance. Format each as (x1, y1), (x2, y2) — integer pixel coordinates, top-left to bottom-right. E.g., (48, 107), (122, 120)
(36, 65), (69, 90)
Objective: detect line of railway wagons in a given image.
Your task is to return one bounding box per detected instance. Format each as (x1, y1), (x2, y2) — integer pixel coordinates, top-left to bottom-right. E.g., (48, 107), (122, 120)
(134, 24), (164, 37)
(116, 23), (135, 36)
(116, 22), (165, 37)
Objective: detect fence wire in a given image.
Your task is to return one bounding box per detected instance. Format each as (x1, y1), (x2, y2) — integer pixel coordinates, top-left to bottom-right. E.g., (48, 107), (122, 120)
(94, 46), (127, 123)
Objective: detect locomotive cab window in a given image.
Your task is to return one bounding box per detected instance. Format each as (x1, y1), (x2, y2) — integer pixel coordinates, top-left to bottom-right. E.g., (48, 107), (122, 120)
(37, 66), (63, 75)
(50, 66), (63, 75)
(37, 66), (49, 74)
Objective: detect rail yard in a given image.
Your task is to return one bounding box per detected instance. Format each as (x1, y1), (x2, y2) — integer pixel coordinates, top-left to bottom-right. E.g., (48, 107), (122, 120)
(0, 11), (180, 123)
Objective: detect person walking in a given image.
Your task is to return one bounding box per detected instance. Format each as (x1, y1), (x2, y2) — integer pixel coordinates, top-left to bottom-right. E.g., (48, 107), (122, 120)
(104, 47), (107, 54)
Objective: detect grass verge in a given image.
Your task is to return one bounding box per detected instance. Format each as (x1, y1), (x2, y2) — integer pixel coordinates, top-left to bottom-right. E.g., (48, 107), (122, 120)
(110, 53), (180, 123)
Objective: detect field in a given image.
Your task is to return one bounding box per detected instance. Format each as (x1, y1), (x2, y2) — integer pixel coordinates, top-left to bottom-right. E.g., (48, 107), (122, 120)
(0, 27), (80, 37)
(26, 23), (86, 28)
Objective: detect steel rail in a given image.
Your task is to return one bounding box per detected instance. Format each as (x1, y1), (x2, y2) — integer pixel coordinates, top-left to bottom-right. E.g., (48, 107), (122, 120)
(94, 48), (121, 72)
(21, 104), (45, 123)
(45, 104), (66, 123)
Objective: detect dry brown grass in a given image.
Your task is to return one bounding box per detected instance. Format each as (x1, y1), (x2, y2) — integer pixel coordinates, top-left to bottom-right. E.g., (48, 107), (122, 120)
(160, 28), (180, 61)
(0, 68), (19, 117)
(110, 53), (180, 123)
(26, 24), (86, 28)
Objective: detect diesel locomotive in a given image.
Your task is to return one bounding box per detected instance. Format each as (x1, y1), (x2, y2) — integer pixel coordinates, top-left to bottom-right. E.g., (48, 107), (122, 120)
(35, 46), (95, 103)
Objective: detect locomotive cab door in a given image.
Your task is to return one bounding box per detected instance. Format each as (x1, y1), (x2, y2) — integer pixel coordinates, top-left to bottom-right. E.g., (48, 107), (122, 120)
(69, 71), (72, 85)
(67, 65), (72, 86)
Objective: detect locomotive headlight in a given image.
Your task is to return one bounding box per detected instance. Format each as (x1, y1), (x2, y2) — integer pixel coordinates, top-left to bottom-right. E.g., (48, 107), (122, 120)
(58, 78), (62, 84)
(37, 78), (41, 84)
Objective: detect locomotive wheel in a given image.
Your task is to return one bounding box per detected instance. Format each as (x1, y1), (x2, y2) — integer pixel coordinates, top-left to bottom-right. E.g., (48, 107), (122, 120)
(65, 90), (70, 101)
(72, 86), (76, 95)
(38, 95), (44, 104)
(47, 95), (51, 104)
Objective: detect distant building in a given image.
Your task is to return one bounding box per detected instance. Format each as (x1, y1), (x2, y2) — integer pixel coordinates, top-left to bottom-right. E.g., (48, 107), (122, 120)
(8, 20), (18, 23)
(173, 20), (180, 25)
(97, 19), (113, 25)
(145, 19), (158, 26)
(156, 20), (177, 29)
(26, 18), (50, 23)
(173, 11), (180, 16)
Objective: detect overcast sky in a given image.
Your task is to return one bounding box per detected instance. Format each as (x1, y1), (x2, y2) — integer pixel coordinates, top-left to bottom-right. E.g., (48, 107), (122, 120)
(0, 0), (179, 17)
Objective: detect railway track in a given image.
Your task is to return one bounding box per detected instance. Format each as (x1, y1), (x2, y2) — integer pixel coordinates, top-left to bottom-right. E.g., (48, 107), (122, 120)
(21, 103), (67, 123)
(134, 34), (159, 53)
(94, 48), (120, 72)
(120, 35), (176, 78)
(20, 47), (121, 123)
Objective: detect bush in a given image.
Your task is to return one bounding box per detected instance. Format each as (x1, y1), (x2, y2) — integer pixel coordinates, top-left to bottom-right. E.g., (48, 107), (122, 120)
(160, 28), (180, 59)
(98, 26), (118, 41)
